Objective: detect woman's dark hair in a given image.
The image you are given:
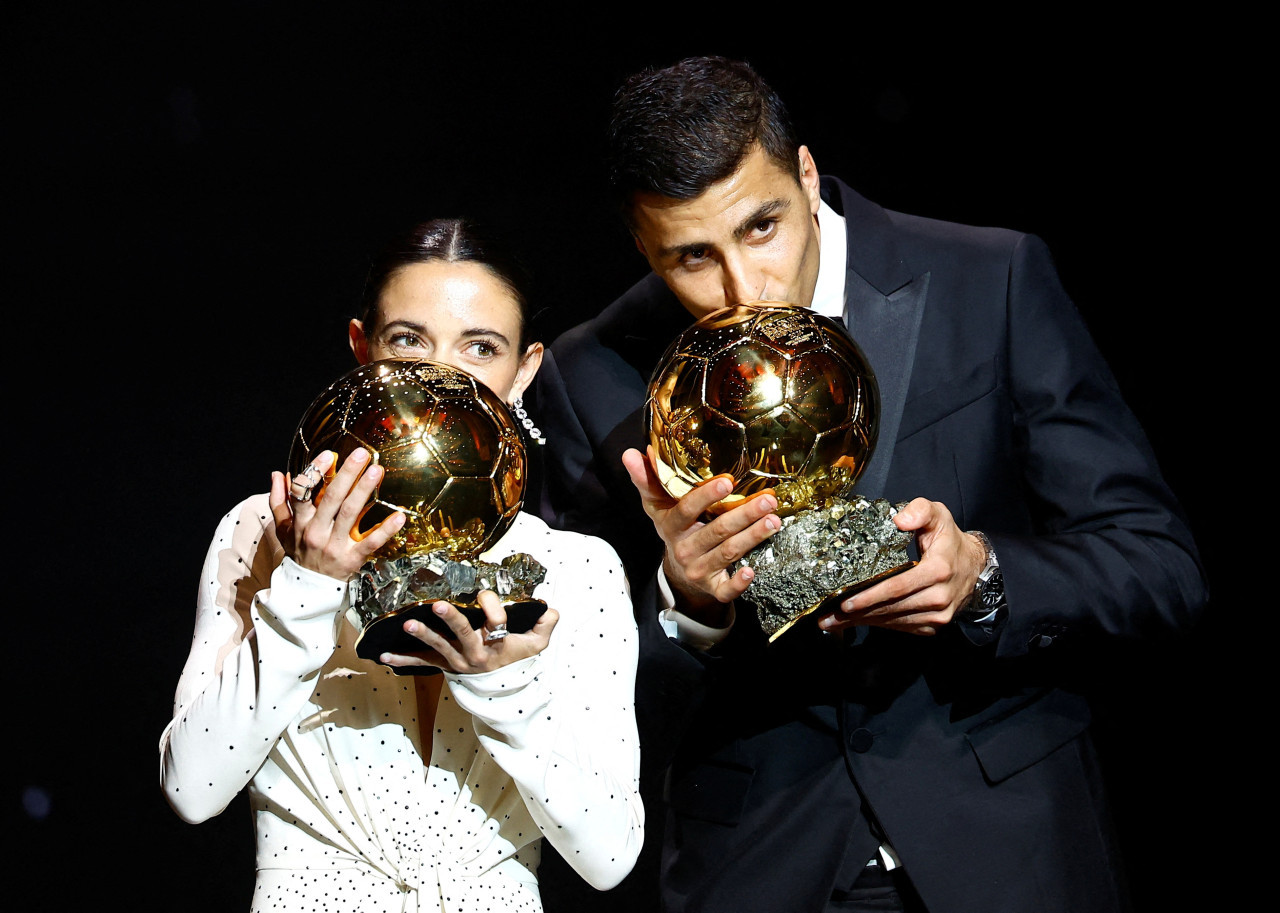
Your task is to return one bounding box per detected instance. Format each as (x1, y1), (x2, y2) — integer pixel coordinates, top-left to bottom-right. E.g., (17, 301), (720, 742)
(606, 56), (800, 226)
(357, 218), (536, 350)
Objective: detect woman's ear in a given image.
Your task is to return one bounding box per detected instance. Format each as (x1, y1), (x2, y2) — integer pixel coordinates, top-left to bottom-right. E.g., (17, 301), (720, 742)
(348, 319), (370, 365)
(509, 342), (544, 402)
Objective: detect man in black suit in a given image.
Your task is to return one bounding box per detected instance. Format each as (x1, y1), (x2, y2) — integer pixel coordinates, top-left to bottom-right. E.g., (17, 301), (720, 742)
(533, 56), (1207, 913)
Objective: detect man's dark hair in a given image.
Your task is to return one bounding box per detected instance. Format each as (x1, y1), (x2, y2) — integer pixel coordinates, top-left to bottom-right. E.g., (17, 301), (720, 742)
(606, 56), (800, 225)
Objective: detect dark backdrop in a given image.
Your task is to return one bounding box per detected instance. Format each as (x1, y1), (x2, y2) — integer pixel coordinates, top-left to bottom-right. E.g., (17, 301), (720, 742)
(8, 5), (1239, 910)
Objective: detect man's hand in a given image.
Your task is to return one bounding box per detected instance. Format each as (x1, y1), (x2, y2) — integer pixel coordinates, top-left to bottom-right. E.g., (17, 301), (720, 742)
(622, 446), (780, 626)
(818, 497), (987, 636)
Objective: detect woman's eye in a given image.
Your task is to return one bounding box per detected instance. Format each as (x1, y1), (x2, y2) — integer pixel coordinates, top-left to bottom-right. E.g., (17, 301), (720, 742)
(467, 340), (499, 358)
(388, 333), (425, 352)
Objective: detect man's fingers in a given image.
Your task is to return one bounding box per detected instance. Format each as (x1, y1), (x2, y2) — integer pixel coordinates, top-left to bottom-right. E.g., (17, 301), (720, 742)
(622, 447), (742, 528)
(676, 516), (775, 589)
(668, 475), (739, 528)
(710, 564), (755, 604)
(622, 447), (660, 494)
(680, 493), (778, 560)
(842, 569), (919, 613)
(819, 604), (944, 636)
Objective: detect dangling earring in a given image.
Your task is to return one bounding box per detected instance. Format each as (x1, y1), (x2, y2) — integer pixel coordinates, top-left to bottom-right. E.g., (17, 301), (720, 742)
(510, 397), (546, 446)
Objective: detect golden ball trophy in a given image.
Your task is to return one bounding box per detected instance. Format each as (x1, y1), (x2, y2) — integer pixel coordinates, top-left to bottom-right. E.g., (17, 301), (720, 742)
(645, 301), (914, 641)
(288, 359), (546, 668)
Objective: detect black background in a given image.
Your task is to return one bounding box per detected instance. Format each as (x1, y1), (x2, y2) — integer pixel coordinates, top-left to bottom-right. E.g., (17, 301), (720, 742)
(9, 4), (1241, 910)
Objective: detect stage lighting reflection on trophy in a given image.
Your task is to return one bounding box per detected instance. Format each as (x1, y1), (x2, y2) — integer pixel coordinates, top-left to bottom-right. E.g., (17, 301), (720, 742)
(288, 359), (546, 669)
(644, 301), (914, 641)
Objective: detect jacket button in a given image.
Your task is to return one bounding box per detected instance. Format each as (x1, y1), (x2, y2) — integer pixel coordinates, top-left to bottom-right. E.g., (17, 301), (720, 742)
(1033, 634), (1054, 648)
(849, 728), (874, 753)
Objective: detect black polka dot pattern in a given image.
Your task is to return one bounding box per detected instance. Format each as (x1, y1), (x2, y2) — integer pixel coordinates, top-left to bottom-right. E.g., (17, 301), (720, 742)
(160, 495), (642, 911)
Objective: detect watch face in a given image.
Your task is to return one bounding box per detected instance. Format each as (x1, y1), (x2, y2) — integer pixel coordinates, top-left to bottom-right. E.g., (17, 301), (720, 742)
(979, 569), (1006, 611)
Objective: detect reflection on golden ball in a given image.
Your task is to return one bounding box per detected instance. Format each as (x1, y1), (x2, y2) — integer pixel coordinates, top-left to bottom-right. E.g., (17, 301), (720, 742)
(645, 301), (878, 517)
(288, 359), (526, 559)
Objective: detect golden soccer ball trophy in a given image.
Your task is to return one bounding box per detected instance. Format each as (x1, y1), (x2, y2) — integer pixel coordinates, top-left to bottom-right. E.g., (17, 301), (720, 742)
(289, 359), (545, 666)
(645, 302), (913, 641)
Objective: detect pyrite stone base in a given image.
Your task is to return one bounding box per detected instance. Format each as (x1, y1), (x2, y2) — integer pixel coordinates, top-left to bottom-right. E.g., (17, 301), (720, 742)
(348, 550), (547, 670)
(736, 496), (915, 641)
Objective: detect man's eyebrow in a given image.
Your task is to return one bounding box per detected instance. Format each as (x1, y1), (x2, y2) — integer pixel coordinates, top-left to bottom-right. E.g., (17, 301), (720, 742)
(657, 198), (791, 260)
(733, 198), (789, 240)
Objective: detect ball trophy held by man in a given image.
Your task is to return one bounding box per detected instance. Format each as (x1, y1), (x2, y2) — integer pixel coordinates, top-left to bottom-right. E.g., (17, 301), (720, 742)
(645, 300), (914, 640)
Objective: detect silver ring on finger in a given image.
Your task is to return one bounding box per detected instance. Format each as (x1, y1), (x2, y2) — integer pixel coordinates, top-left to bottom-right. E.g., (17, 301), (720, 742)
(289, 476), (316, 503)
(300, 461), (322, 479)
(483, 623), (508, 643)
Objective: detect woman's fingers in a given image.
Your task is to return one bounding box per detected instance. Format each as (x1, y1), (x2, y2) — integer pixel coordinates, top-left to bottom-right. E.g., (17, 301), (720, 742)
(477, 590), (509, 643)
(288, 450), (336, 509)
(378, 642), (446, 671)
(388, 604), (470, 671)
(269, 471), (292, 529)
(382, 594), (555, 674)
(333, 459), (384, 540)
(528, 606), (559, 639)
(310, 449), (368, 524)
(357, 507), (406, 556)
(282, 448), (401, 579)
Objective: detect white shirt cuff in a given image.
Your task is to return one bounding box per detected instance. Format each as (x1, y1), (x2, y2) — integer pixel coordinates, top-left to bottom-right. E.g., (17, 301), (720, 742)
(656, 567), (735, 649)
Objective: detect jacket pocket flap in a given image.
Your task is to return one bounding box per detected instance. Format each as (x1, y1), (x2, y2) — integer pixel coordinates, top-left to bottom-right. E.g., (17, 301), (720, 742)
(899, 358), (997, 440)
(965, 688), (1091, 784)
(667, 760), (755, 826)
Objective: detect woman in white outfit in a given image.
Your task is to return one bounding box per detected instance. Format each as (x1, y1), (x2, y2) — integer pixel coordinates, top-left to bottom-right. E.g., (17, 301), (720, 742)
(159, 218), (643, 912)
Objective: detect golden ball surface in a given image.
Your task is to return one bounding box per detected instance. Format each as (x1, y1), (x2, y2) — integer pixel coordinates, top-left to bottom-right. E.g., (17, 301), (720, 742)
(645, 301), (878, 517)
(288, 359), (526, 559)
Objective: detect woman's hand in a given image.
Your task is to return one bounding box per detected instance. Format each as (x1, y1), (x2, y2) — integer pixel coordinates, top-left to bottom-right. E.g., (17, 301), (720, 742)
(379, 589), (559, 674)
(269, 448), (405, 581)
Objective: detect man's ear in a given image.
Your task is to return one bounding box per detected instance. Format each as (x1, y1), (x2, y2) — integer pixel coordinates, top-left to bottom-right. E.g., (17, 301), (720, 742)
(634, 234), (648, 259)
(798, 145), (821, 215)
(348, 319), (370, 365)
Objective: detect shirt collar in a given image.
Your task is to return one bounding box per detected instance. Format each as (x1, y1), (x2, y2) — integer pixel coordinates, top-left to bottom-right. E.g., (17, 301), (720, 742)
(810, 198), (848, 321)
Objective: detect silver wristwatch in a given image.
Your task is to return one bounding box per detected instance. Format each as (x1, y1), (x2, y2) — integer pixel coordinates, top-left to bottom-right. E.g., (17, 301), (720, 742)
(963, 530), (1007, 620)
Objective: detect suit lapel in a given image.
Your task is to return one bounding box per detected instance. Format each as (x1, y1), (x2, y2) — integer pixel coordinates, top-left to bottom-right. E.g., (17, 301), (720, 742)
(825, 178), (928, 501)
(846, 271), (928, 500)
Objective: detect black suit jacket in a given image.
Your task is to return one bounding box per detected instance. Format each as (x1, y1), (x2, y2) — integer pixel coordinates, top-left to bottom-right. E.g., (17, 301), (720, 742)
(533, 177), (1208, 913)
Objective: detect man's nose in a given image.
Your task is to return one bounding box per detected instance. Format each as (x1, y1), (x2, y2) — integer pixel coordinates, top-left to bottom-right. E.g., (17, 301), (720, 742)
(722, 258), (764, 307)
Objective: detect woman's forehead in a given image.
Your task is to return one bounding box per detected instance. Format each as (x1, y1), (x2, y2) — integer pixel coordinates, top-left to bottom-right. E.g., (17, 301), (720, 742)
(376, 261), (522, 334)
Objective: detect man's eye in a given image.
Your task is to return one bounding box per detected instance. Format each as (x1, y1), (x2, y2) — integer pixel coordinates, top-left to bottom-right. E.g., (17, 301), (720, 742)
(752, 219), (776, 237)
(682, 247), (709, 265)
